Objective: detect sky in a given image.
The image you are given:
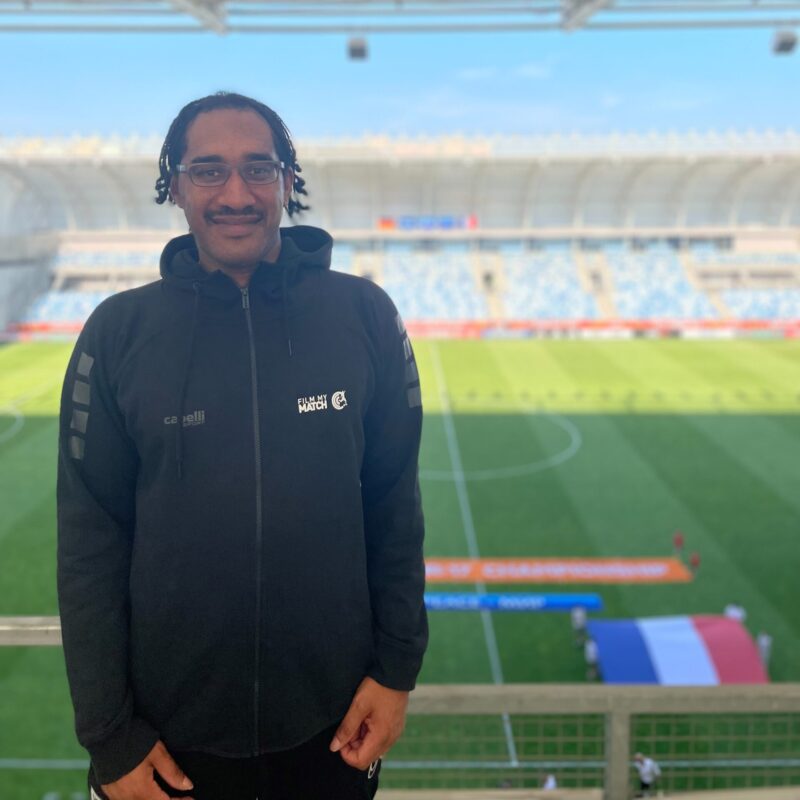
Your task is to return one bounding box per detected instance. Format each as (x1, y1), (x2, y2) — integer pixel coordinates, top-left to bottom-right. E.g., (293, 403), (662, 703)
(1, 25), (799, 138)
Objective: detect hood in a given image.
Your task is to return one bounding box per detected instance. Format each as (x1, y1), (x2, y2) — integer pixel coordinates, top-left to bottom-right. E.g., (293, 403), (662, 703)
(159, 224), (333, 298)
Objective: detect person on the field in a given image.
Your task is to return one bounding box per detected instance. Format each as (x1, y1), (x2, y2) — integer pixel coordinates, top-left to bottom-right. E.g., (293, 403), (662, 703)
(757, 630), (772, 669)
(724, 603), (747, 623)
(571, 604), (587, 646)
(57, 91), (427, 800)
(584, 637), (599, 681)
(633, 752), (661, 797)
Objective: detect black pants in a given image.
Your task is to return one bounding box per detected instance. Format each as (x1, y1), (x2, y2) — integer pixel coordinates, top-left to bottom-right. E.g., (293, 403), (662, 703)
(88, 725), (381, 800)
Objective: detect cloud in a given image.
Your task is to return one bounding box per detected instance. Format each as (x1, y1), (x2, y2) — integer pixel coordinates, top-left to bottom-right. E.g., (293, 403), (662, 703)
(513, 61), (553, 80)
(456, 59), (554, 84)
(456, 66), (499, 82)
(648, 84), (716, 113)
(361, 86), (611, 133)
(599, 92), (623, 110)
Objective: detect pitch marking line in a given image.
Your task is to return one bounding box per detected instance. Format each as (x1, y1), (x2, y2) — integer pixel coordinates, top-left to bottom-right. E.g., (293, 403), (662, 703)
(0, 375), (63, 447)
(0, 408), (25, 445)
(420, 413), (582, 481)
(429, 342), (519, 768)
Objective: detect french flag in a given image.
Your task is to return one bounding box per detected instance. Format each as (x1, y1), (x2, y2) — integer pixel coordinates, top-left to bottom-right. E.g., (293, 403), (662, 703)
(586, 615), (768, 684)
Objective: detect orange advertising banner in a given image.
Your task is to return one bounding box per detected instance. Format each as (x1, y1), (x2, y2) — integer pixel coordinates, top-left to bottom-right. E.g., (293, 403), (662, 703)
(425, 557), (692, 584)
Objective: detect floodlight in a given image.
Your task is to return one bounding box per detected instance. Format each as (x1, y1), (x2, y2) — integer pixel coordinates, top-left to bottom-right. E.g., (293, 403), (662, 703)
(348, 37), (368, 60)
(772, 30), (797, 54)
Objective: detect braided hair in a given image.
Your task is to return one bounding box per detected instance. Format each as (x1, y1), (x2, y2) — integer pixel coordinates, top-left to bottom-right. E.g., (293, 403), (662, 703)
(155, 91), (310, 216)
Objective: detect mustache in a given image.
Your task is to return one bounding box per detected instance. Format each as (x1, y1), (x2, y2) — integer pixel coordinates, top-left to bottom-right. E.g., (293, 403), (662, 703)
(206, 207), (263, 219)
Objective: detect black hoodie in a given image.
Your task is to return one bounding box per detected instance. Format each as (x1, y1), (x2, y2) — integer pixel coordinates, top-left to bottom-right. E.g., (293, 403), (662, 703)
(56, 225), (427, 784)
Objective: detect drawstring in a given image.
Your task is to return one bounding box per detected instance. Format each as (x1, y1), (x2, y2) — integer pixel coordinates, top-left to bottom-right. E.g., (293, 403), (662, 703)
(176, 282), (201, 479)
(282, 266), (293, 357)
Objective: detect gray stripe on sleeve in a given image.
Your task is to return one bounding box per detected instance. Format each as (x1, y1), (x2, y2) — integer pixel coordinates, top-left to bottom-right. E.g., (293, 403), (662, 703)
(72, 380), (90, 407)
(395, 314), (406, 335)
(405, 360), (419, 384)
(68, 435), (85, 460)
(70, 408), (89, 434)
(77, 352), (95, 378)
(407, 386), (422, 408)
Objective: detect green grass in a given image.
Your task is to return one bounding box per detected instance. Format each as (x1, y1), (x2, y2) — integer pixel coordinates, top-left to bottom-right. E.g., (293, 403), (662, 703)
(1, 339), (799, 797)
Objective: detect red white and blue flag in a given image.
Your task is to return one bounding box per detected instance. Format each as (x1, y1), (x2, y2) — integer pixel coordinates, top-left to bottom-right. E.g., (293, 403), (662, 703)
(586, 615), (768, 684)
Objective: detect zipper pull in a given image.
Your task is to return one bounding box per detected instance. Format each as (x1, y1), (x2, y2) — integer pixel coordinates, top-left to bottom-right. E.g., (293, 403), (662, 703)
(241, 288), (250, 309)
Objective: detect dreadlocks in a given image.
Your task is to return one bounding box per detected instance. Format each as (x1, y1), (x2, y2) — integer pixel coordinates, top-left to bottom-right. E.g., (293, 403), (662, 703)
(155, 91), (310, 217)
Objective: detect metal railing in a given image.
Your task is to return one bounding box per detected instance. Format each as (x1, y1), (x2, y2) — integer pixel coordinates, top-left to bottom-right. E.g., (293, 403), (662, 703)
(2, 617), (799, 799)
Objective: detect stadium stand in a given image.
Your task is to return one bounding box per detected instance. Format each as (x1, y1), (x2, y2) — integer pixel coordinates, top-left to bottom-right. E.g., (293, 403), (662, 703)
(21, 290), (113, 326)
(381, 247), (490, 321)
(11, 240), (800, 330)
(1, 133), (799, 334)
(722, 288), (800, 320)
(502, 250), (597, 320)
(606, 245), (717, 320)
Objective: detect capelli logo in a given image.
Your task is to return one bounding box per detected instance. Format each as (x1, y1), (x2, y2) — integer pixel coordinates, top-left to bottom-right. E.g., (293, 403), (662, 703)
(164, 410), (206, 427)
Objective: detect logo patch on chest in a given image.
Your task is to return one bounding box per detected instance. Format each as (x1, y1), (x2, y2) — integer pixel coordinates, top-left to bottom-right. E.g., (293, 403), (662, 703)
(297, 390), (348, 414)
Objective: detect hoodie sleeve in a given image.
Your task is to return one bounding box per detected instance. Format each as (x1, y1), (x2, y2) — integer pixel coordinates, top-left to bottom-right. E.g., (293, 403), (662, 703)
(361, 290), (428, 692)
(57, 305), (159, 785)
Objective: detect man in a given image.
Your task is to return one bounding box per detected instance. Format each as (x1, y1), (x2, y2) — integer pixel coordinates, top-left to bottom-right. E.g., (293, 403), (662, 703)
(724, 603), (747, 623)
(57, 92), (428, 800)
(756, 630), (772, 670)
(583, 636), (599, 681)
(570, 603), (586, 646)
(633, 752), (661, 798)
(541, 773), (557, 790)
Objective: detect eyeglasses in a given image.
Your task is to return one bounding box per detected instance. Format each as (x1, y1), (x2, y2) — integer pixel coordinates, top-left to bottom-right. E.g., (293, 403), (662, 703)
(175, 160), (285, 187)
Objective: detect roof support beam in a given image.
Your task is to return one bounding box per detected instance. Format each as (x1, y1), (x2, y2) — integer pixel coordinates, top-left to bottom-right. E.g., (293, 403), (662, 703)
(168, 0), (225, 32)
(561, 0), (613, 31)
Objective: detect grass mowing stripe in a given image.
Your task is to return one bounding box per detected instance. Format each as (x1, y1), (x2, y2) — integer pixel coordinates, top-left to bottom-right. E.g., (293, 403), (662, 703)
(0, 759), (88, 770)
(609, 414), (800, 679)
(0, 409), (24, 444)
(429, 342), (518, 767)
(685, 414), (800, 517)
(0, 375), (62, 448)
(421, 414), (581, 482)
(0, 419), (58, 548)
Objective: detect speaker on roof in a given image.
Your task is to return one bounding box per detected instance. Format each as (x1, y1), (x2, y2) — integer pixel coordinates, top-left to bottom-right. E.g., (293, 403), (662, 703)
(348, 37), (368, 60)
(772, 30), (797, 54)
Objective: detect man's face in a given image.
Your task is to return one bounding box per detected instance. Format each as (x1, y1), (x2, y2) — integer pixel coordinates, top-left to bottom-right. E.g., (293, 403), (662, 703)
(170, 108), (293, 272)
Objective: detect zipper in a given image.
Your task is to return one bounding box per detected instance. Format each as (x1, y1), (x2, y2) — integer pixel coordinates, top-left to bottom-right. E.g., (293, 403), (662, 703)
(242, 287), (263, 756)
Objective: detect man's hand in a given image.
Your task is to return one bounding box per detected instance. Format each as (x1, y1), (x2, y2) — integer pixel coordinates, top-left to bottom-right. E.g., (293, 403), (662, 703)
(101, 740), (193, 800)
(329, 676), (409, 770)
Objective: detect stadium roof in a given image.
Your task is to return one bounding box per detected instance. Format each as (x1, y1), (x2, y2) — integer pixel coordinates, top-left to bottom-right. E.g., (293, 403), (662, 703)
(3, 131), (800, 233)
(2, 0), (800, 34)
(3, 131), (800, 160)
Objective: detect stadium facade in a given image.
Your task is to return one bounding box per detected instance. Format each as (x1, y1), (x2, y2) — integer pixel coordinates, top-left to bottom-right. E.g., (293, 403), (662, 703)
(1, 131), (799, 335)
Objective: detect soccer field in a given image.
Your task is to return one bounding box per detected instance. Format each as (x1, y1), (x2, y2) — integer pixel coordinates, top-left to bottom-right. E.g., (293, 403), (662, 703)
(1, 338), (799, 797)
